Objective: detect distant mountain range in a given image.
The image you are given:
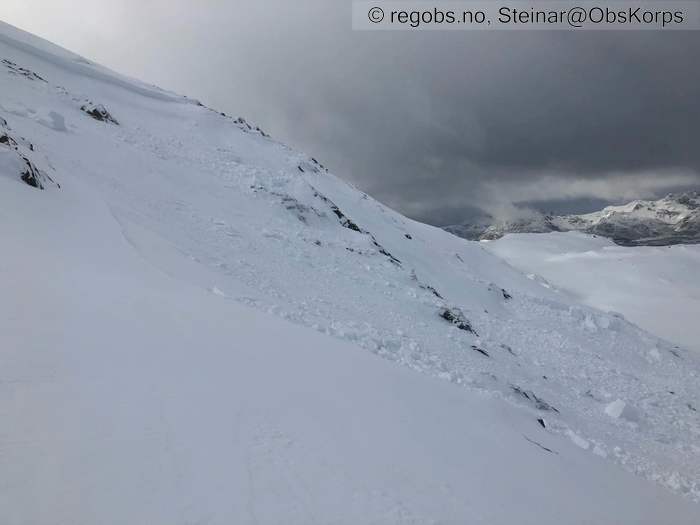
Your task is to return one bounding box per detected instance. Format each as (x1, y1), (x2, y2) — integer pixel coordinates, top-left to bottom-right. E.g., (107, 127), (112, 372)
(445, 192), (700, 246)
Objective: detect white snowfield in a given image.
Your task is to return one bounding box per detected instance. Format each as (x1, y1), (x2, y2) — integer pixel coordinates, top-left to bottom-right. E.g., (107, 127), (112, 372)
(1, 20), (699, 524)
(485, 232), (700, 353)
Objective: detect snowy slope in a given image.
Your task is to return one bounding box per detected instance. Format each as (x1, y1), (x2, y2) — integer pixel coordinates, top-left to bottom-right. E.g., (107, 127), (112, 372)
(447, 192), (700, 245)
(5, 175), (697, 524)
(1, 20), (700, 522)
(485, 232), (700, 353)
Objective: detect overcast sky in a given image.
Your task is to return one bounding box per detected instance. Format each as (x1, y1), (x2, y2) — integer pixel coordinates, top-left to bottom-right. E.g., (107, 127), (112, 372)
(1, 1), (698, 224)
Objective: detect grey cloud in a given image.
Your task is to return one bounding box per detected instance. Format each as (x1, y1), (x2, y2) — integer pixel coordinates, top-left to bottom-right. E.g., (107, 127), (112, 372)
(3, 0), (698, 223)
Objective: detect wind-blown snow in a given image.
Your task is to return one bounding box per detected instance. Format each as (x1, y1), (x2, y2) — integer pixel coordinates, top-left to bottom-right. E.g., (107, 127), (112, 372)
(1, 19), (699, 523)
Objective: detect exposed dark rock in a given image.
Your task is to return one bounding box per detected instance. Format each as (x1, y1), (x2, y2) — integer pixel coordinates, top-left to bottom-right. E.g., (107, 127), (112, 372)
(298, 160), (323, 174)
(404, 233), (412, 239)
(20, 156), (58, 190)
(313, 194), (363, 232)
(309, 157), (327, 171)
(488, 283), (513, 300)
(376, 245), (401, 265)
(281, 196), (316, 223)
(20, 159), (42, 188)
(511, 386), (559, 413)
(331, 206), (361, 232)
(235, 117), (252, 130)
(198, 107), (268, 136)
(2, 59), (47, 82)
(0, 132), (18, 148)
(261, 188), (322, 224)
(310, 186), (401, 265)
(233, 116), (269, 136)
(471, 345), (490, 358)
(537, 418), (547, 429)
(0, 123), (59, 190)
(409, 270), (443, 299)
(524, 435), (556, 454)
(500, 343), (516, 356)
(254, 126), (269, 138)
(420, 283), (443, 299)
(81, 102), (119, 124)
(440, 308), (477, 335)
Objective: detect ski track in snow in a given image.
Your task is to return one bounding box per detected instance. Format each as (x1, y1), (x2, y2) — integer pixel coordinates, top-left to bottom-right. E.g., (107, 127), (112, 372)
(1, 19), (700, 522)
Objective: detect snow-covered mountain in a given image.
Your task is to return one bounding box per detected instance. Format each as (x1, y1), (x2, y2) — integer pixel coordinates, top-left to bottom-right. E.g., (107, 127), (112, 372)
(446, 192), (700, 245)
(1, 21), (699, 523)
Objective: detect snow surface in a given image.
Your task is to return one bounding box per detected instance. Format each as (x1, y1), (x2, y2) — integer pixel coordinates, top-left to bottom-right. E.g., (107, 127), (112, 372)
(1, 19), (700, 523)
(485, 231), (700, 353)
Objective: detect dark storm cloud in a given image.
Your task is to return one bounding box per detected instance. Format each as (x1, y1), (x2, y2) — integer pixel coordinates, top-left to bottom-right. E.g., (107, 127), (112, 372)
(3, 0), (699, 224)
